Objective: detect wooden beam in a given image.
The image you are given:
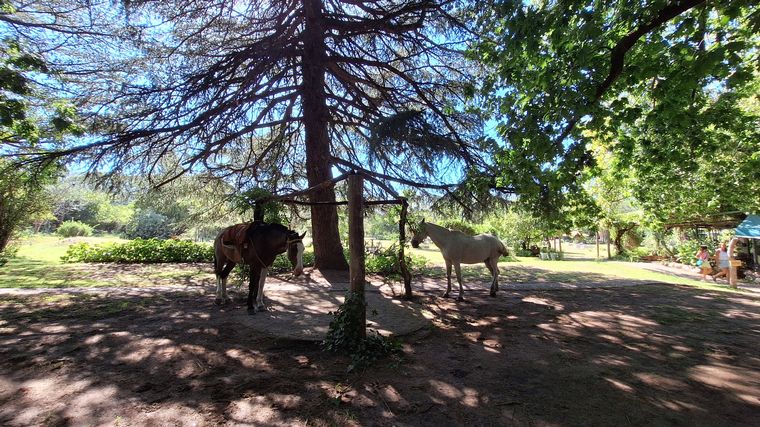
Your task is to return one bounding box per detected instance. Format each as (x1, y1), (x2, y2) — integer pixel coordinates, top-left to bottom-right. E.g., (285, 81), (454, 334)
(277, 198), (405, 207)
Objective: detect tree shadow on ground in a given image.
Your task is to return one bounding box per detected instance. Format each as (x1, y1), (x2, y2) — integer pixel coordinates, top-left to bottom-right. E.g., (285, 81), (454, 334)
(0, 275), (759, 426)
(0, 289), (361, 426)
(359, 285), (760, 426)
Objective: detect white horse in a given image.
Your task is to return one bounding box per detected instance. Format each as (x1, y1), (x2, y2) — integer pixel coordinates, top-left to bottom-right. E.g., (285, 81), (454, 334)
(411, 220), (508, 301)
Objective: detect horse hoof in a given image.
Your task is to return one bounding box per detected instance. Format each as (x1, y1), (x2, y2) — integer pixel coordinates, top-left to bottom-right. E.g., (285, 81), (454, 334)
(257, 306), (268, 312)
(442, 292), (450, 298)
(214, 298), (223, 306)
(247, 307), (256, 315)
(490, 291), (497, 297)
(456, 296), (464, 302)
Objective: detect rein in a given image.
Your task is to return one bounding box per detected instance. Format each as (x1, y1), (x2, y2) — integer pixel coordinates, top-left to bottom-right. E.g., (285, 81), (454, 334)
(246, 237), (268, 269)
(246, 232), (303, 269)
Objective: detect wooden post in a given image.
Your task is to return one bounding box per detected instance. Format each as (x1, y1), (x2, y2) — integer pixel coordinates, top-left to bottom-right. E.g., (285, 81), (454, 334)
(728, 237), (739, 289)
(399, 199), (413, 299)
(606, 231), (611, 259)
(347, 173), (366, 337)
(253, 201), (264, 222)
(558, 238), (562, 257)
(596, 231), (600, 260)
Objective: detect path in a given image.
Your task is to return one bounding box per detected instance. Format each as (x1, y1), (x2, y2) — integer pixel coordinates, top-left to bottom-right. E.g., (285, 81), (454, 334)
(3, 261), (757, 341)
(633, 261), (760, 294)
(0, 266), (666, 342)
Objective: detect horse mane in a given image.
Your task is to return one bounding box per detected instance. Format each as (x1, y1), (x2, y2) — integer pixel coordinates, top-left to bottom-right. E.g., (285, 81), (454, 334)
(446, 228), (468, 237)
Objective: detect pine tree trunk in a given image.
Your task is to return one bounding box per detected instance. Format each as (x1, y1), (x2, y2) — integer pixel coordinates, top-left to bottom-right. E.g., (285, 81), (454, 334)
(302, 0), (348, 270)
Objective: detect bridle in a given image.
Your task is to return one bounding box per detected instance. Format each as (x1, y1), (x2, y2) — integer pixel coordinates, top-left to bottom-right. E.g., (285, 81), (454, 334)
(286, 231), (304, 246)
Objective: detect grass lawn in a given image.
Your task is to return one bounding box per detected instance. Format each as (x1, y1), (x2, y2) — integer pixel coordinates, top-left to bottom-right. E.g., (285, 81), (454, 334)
(0, 235), (748, 294)
(0, 234), (210, 289)
(374, 239), (746, 294)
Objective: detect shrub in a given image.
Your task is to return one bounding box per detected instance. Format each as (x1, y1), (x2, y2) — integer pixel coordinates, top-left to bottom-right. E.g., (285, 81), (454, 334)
(365, 244), (427, 277)
(514, 248), (534, 257)
(236, 244), (428, 282)
(612, 246), (652, 262)
(56, 220), (93, 237)
(0, 244), (19, 267)
(674, 240), (713, 266)
(125, 210), (173, 239)
(323, 291), (402, 372)
(61, 238), (213, 263)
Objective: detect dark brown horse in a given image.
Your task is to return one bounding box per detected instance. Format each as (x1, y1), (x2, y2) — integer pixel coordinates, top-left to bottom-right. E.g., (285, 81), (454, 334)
(213, 222), (305, 313)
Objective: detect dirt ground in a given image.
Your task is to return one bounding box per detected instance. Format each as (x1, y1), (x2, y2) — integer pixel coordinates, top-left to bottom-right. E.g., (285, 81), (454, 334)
(1, 267), (759, 426)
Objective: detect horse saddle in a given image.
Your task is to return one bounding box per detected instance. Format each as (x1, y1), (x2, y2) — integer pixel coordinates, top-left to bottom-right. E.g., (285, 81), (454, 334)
(221, 223), (252, 256)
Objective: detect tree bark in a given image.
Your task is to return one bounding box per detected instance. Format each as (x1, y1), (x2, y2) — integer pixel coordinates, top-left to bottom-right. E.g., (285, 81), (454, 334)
(302, 0), (348, 270)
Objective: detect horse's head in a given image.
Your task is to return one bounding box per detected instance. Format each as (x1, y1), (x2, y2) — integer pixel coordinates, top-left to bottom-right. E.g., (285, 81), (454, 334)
(410, 219), (427, 248)
(286, 231), (306, 276)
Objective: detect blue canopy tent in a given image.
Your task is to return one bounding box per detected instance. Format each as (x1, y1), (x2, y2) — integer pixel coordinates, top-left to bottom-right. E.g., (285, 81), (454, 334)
(735, 215), (760, 272)
(735, 215), (760, 239)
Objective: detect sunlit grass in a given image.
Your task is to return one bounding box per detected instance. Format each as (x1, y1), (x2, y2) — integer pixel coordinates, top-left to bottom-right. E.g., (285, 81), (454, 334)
(0, 234), (747, 294)
(14, 234), (127, 264)
(1, 234), (206, 289)
(373, 238), (745, 294)
(0, 257), (102, 288)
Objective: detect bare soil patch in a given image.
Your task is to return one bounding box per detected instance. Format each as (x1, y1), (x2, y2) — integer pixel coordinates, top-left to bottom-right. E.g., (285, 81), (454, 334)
(1, 272), (759, 426)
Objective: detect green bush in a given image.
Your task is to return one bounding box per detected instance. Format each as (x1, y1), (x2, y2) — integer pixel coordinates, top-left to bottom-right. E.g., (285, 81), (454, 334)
(611, 246), (652, 262)
(61, 238), (213, 263)
(56, 220), (93, 237)
(364, 244), (427, 277)
(514, 248), (534, 257)
(271, 250), (315, 273)
(124, 210), (173, 239)
(323, 291), (402, 372)
(234, 244), (427, 283)
(0, 244), (19, 267)
(674, 240), (713, 266)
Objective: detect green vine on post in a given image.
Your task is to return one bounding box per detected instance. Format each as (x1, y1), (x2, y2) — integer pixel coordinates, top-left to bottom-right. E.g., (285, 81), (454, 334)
(323, 291), (401, 372)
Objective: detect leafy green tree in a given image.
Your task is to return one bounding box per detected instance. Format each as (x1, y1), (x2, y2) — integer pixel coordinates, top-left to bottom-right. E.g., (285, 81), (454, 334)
(0, 17), (80, 256)
(583, 137), (643, 255)
(0, 160), (57, 255)
(366, 207), (401, 240)
(49, 178), (134, 232)
(626, 75), (760, 222)
(479, 209), (544, 252)
(473, 0), (759, 216)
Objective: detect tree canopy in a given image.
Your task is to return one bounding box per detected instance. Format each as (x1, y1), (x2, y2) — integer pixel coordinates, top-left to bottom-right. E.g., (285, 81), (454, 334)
(2, 0), (489, 268)
(2, 0), (758, 250)
(473, 0), (759, 219)
(0, 11), (83, 255)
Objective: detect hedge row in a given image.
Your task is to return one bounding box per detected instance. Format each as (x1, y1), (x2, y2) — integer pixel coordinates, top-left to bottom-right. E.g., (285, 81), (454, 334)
(62, 239), (428, 277)
(61, 238), (213, 263)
